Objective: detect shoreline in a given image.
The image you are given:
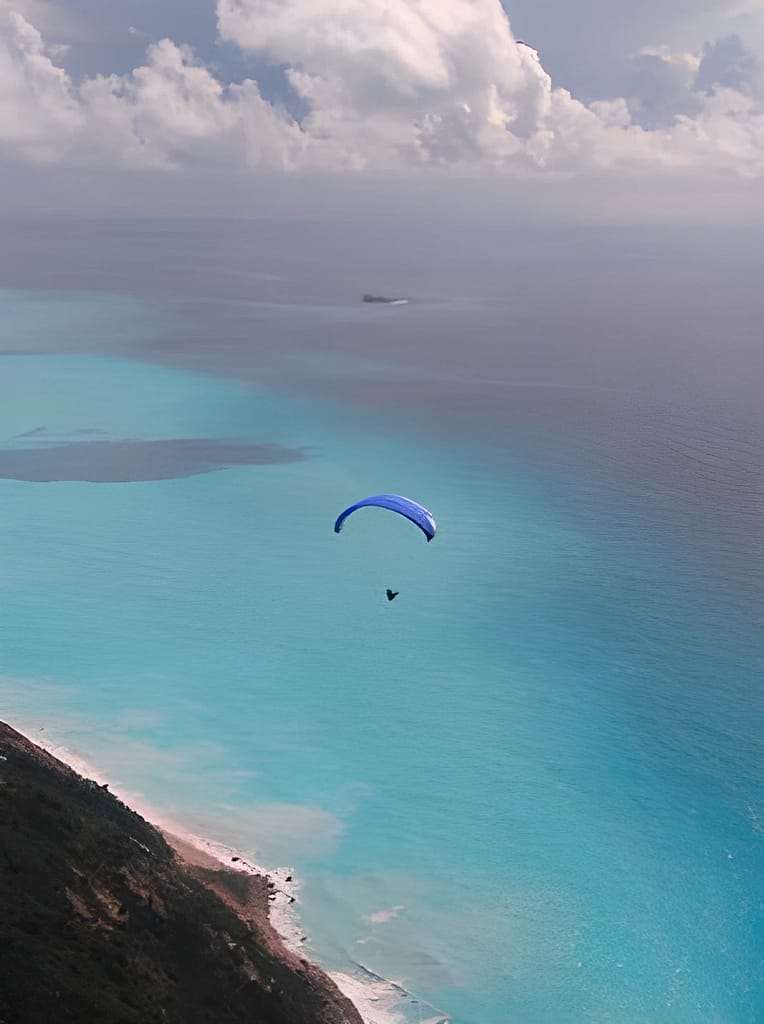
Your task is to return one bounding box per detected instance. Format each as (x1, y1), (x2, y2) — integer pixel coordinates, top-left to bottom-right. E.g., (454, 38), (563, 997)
(4, 719), (448, 1024)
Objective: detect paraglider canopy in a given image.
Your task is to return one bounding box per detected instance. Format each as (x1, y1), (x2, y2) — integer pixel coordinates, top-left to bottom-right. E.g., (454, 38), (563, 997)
(333, 493), (436, 542)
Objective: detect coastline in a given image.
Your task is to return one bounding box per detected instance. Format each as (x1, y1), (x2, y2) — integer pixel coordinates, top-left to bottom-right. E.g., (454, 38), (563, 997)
(1, 719), (448, 1024)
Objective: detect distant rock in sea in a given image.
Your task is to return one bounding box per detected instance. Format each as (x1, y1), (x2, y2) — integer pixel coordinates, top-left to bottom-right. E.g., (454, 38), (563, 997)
(0, 721), (363, 1024)
(361, 293), (408, 304)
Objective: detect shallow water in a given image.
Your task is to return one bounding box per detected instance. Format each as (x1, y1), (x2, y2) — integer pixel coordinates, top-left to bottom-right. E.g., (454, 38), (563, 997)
(0, 221), (762, 1023)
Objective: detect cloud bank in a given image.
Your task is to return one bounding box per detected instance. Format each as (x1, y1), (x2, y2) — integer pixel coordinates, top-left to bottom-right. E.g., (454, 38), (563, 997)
(0, 0), (763, 179)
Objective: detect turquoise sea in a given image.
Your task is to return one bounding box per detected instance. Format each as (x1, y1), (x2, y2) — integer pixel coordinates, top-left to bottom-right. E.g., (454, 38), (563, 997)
(0, 220), (762, 1023)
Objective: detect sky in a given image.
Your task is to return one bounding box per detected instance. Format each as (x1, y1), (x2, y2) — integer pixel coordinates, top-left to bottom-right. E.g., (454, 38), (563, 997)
(1, 0), (764, 219)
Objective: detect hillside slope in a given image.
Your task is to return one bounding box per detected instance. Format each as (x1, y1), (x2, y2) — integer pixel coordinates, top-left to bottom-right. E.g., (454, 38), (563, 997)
(0, 722), (363, 1024)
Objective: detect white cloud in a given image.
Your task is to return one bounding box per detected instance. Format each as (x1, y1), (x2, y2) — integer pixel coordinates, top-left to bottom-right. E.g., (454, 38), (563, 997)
(216, 0), (623, 170)
(0, 0), (763, 182)
(613, 33), (764, 176)
(0, 9), (82, 161)
(215, 0), (764, 174)
(79, 39), (243, 169)
(673, 86), (764, 175)
(0, 12), (304, 170)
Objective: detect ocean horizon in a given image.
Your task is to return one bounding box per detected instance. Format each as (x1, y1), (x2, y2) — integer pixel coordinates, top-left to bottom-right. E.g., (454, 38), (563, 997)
(0, 218), (762, 1024)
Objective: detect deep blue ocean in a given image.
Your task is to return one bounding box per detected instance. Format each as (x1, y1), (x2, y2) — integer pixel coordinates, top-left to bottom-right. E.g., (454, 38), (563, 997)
(0, 219), (761, 1023)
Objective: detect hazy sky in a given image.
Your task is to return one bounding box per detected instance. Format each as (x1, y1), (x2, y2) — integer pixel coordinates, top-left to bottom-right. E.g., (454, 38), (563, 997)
(1, 0), (764, 218)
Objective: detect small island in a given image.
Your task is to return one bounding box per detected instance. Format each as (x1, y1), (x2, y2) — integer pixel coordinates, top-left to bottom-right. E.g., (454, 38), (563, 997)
(361, 293), (408, 304)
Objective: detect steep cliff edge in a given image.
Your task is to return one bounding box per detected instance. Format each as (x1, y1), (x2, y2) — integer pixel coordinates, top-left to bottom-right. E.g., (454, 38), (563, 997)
(0, 722), (363, 1024)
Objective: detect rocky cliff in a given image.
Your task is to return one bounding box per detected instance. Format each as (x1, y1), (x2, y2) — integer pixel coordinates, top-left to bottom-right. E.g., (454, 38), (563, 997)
(0, 722), (363, 1024)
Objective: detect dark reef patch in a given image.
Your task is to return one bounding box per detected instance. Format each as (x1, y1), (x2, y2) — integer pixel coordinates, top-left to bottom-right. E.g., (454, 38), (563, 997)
(0, 436), (309, 482)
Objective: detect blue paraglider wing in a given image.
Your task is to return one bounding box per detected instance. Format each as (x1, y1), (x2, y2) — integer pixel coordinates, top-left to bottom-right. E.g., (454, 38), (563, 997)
(334, 494), (436, 542)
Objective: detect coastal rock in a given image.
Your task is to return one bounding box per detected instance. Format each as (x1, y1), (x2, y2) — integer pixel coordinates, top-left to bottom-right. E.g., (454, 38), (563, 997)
(0, 721), (363, 1024)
